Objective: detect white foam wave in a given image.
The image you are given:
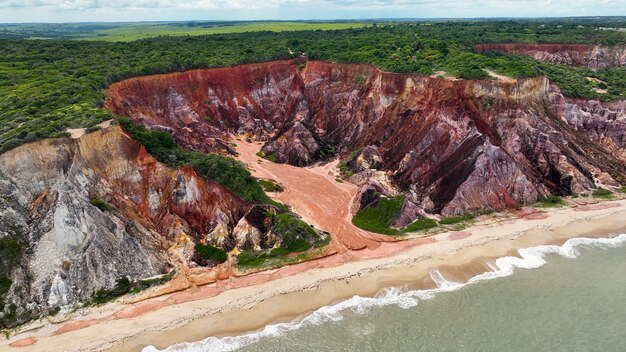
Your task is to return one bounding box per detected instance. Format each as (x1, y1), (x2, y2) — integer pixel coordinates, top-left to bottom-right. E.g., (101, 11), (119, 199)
(143, 234), (626, 352)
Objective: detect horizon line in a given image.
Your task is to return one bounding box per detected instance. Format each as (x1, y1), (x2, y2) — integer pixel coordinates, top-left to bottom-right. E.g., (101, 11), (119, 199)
(2, 15), (625, 25)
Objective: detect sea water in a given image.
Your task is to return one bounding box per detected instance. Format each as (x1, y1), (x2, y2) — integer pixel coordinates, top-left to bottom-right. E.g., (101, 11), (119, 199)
(145, 234), (626, 352)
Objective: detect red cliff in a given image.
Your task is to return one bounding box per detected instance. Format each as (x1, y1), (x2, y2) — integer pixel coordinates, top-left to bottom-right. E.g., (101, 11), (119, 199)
(105, 60), (626, 216)
(475, 43), (626, 68)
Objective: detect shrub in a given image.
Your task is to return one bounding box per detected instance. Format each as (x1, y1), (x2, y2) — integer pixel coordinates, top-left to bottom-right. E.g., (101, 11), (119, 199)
(352, 195), (405, 235)
(0, 276), (12, 297)
(91, 274), (173, 305)
(235, 213), (328, 268)
(235, 251), (267, 267)
(439, 214), (475, 225)
(194, 243), (228, 265)
(272, 213), (320, 252)
(401, 218), (438, 233)
(92, 278), (133, 305)
(90, 196), (110, 211)
(537, 196), (566, 208)
(592, 188), (613, 198)
(258, 179), (277, 192)
(119, 118), (272, 204)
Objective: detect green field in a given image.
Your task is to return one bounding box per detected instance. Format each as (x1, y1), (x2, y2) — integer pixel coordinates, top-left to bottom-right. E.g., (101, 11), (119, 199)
(83, 22), (370, 42)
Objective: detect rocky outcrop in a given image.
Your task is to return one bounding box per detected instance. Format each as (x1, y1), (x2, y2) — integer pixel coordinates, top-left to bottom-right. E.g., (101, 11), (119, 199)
(475, 44), (626, 69)
(106, 60), (626, 216)
(561, 98), (626, 163)
(0, 126), (279, 324)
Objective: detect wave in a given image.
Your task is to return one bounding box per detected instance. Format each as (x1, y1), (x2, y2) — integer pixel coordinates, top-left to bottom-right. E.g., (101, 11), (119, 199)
(143, 234), (626, 352)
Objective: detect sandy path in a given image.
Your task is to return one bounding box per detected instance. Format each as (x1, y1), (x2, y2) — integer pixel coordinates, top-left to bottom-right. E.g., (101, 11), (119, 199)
(484, 69), (517, 83)
(236, 140), (389, 251)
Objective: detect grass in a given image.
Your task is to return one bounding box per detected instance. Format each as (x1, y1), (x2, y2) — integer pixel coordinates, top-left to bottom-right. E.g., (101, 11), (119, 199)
(194, 244), (227, 265)
(592, 188), (614, 199)
(536, 195), (567, 208)
(235, 250), (312, 269)
(401, 218), (438, 233)
(90, 196), (110, 212)
(236, 213), (329, 268)
(80, 22), (370, 42)
(621, 186), (626, 194)
(90, 272), (174, 305)
(439, 214), (475, 225)
(351, 195), (405, 235)
(0, 229), (24, 327)
(258, 179), (278, 192)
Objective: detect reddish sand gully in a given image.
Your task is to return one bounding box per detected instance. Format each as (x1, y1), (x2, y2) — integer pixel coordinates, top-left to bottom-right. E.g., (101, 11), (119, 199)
(236, 140), (395, 252)
(31, 141), (436, 345)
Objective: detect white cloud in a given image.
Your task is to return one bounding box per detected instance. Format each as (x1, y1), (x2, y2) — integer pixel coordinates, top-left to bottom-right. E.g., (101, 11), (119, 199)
(0, 0), (622, 21)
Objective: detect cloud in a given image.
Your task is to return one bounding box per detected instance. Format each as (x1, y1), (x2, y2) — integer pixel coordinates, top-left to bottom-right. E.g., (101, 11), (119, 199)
(0, 0), (622, 20)
(0, 0), (620, 10)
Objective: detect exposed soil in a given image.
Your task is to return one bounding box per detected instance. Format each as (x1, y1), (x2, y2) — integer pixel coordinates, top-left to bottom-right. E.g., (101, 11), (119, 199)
(235, 140), (396, 251)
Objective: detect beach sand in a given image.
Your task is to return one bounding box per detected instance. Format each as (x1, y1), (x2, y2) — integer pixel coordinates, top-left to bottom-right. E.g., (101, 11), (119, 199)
(4, 139), (626, 351)
(3, 199), (626, 352)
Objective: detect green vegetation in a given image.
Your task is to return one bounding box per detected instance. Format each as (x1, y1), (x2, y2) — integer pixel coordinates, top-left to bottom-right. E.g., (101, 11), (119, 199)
(537, 195), (567, 207)
(236, 213), (328, 268)
(91, 273), (174, 305)
(0, 21), (369, 41)
(83, 22), (370, 42)
(592, 188), (614, 199)
(194, 244), (228, 265)
(89, 196), (110, 211)
(439, 214), (475, 225)
(338, 147), (363, 179)
(1, 19), (625, 153)
(118, 118), (273, 204)
(258, 179), (278, 192)
(401, 218), (438, 233)
(621, 186), (626, 193)
(352, 195), (405, 235)
(0, 231), (23, 304)
(235, 249), (311, 269)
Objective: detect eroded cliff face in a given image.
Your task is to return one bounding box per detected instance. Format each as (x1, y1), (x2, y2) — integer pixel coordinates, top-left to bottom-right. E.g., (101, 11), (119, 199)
(106, 60), (626, 217)
(475, 44), (626, 69)
(561, 99), (626, 162)
(0, 126), (278, 324)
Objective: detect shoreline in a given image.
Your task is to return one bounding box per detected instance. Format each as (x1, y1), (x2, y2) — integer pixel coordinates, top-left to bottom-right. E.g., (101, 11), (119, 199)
(4, 200), (626, 352)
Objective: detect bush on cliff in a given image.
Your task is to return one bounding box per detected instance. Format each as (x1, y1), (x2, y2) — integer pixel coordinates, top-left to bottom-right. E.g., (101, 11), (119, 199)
(90, 196), (110, 211)
(592, 188), (613, 199)
(235, 213), (328, 268)
(439, 214), (475, 225)
(401, 218), (438, 233)
(352, 195), (405, 235)
(272, 213), (325, 252)
(91, 273), (174, 305)
(194, 243), (228, 266)
(536, 195), (566, 208)
(119, 118), (272, 204)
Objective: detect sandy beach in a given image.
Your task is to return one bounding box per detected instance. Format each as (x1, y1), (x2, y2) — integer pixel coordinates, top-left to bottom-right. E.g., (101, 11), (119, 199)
(3, 139), (626, 351)
(1, 196), (625, 351)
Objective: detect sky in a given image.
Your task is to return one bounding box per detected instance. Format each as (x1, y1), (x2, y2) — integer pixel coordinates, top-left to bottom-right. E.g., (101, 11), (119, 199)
(0, 0), (624, 23)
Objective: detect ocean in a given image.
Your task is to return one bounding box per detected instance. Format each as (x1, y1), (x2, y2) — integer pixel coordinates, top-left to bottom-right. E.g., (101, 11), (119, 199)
(144, 234), (626, 352)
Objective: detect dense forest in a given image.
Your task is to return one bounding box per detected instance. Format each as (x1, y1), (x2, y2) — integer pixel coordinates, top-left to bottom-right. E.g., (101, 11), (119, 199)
(0, 19), (625, 153)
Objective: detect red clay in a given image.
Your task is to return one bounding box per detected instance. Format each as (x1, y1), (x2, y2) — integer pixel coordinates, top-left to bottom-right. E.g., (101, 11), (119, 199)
(8, 337), (37, 348)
